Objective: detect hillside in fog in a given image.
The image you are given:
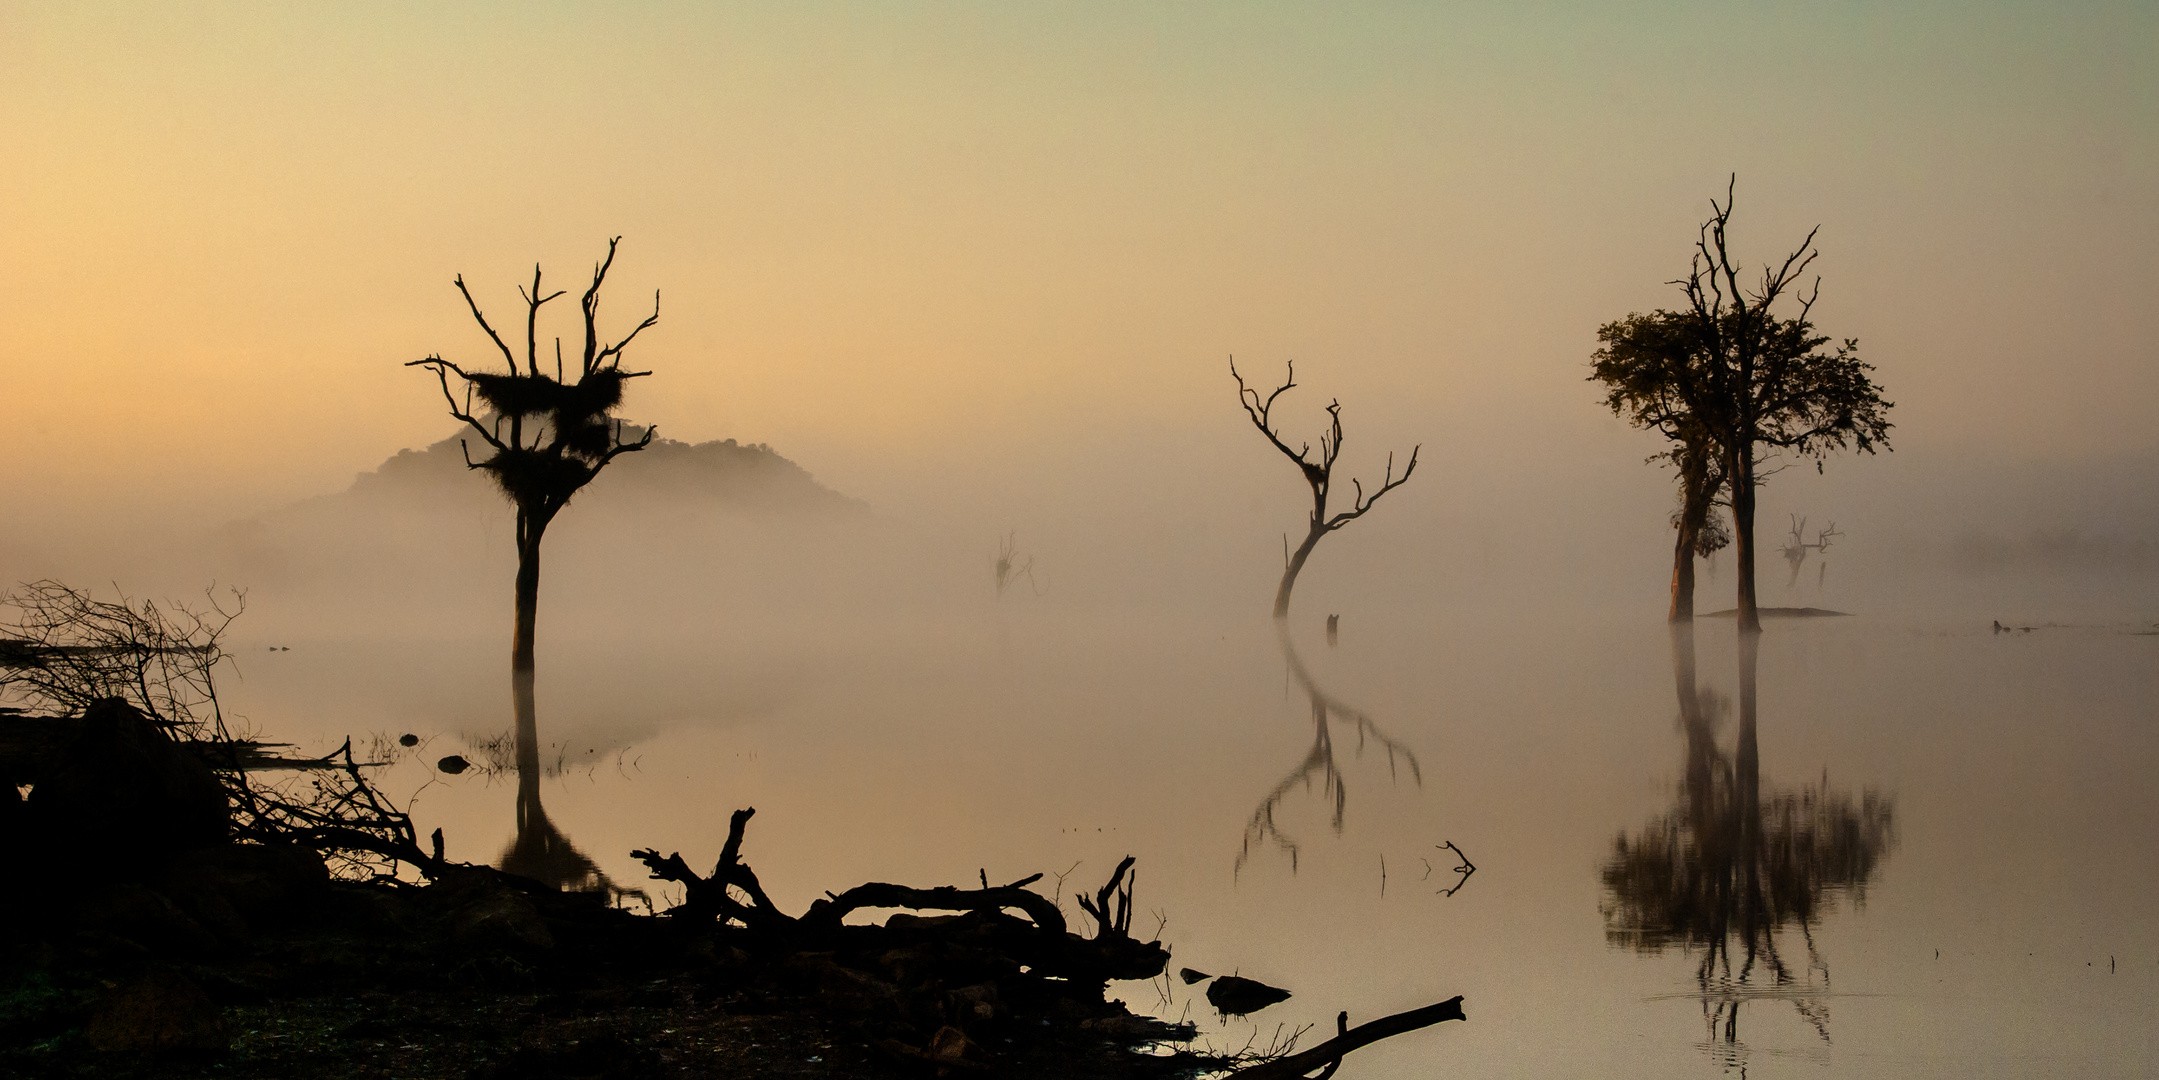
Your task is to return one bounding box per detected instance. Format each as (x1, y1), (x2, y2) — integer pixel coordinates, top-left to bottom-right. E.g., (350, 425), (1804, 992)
(333, 427), (864, 517)
(203, 429), (879, 632)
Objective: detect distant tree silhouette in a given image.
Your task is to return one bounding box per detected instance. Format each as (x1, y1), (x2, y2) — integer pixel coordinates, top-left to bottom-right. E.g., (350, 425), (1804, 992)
(1592, 310), (1730, 622)
(406, 238), (658, 787)
(1776, 515), (1842, 589)
(1597, 181), (1892, 631)
(1231, 359), (1418, 620)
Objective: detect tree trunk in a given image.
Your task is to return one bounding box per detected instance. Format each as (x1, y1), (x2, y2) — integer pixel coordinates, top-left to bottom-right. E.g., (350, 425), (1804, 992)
(512, 510), (545, 782)
(1670, 516), (1699, 623)
(1273, 523), (1326, 621)
(1729, 447), (1760, 633)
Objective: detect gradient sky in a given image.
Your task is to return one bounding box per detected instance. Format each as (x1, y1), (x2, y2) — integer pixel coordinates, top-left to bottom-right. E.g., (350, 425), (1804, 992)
(2, 2), (2152, 542)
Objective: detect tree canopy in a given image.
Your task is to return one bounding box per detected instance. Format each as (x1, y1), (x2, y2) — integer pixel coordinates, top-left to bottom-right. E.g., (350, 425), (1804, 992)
(1595, 181), (1892, 629)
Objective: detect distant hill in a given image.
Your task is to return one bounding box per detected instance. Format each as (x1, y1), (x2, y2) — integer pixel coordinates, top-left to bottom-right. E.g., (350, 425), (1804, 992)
(204, 429), (870, 626)
(339, 427), (865, 516)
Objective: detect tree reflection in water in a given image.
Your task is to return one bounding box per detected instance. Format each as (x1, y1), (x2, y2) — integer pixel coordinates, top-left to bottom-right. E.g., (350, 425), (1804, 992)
(496, 677), (643, 902)
(1600, 625), (1893, 1066)
(1238, 621), (1422, 876)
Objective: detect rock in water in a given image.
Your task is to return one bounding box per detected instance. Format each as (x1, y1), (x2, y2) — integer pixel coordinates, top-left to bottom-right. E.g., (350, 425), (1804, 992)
(24, 698), (227, 866)
(1179, 967), (1212, 985)
(437, 754), (470, 774)
(1207, 974), (1292, 1017)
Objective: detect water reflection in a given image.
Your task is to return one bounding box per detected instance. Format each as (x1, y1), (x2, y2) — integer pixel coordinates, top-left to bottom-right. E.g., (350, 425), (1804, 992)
(1600, 625), (1894, 1066)
(496, 668), (639, 900)
(1238, 621), (1422, 875)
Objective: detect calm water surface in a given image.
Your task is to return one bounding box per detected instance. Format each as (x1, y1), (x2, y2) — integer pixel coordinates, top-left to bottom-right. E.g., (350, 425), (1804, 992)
(227, 604), (2159, 1078)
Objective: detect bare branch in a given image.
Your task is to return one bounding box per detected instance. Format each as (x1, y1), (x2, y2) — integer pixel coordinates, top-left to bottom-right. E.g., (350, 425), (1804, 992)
(594, 291), (661, 372)
(452, 275), (519, 374)
(1321, 446), (1420, 533)
(581, 236), (623, 372)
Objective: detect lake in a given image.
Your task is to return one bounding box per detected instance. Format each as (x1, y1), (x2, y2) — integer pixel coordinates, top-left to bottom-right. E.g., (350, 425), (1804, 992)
(222, 600), (2159, 1078)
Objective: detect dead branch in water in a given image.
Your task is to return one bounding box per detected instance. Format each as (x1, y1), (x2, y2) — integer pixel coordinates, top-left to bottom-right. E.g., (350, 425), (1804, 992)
(1227, 997), (1467, 1079)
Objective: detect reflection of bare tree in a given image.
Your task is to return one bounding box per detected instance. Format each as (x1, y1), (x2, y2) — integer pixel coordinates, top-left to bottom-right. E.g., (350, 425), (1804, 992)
(1238, 622), (1421, 875)
(1601, 625), (1892, 1064)
(495, 708), (643, 903)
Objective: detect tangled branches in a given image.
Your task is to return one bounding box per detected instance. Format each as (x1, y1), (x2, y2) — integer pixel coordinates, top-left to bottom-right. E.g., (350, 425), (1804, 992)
(2, 581), (429, 879)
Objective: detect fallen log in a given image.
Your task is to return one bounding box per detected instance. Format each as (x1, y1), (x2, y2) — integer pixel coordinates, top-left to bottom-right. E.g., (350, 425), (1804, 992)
(631, 809), (1171, 986)
(1228, 997), (1466, 1079)
(801, 878), (1062, 935)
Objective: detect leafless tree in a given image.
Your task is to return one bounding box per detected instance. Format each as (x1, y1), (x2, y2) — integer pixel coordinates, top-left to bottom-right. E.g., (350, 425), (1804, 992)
(1777, 515), (1842, 588)
(994, 531), (1039, 598)
(1231, 359), (1419, 620)
(406, 238), (658, 787)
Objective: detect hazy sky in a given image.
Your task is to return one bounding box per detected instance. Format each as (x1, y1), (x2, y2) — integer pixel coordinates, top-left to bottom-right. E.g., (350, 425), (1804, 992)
(2, 2), (2153, 548)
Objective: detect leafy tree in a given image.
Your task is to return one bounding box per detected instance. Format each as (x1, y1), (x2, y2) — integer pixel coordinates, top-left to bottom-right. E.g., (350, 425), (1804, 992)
(406, 238), (658, 778)
(1600, 182), (1892, 631)
(1593, 310), (1729, 621)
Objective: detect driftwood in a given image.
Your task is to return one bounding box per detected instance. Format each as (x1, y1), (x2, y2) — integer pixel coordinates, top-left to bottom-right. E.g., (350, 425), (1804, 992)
(631, 807), (791, 930)
(632, 808), (1171, 988)
(1229, 997), (1467, 1079)
(803, 877), (1061, 935)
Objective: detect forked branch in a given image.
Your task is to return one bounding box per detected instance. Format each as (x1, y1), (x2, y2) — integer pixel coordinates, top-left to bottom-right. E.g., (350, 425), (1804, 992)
(1231, 357), (1420, 619)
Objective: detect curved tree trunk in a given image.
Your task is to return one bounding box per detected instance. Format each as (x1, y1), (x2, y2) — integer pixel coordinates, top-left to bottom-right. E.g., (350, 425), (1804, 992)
(1670, 517), (1700, 623)
(1274, 523), (1326, 620)
(1670, 455), (1720, 623)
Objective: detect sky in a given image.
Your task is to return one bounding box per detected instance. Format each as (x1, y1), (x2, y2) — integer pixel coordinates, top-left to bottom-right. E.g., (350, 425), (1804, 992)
(1, 2), (2153, 600)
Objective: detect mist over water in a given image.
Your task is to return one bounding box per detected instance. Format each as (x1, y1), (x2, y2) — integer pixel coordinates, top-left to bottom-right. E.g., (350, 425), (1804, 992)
(2, 6), (2154, 1072)
(7, 417), (2133, 1076)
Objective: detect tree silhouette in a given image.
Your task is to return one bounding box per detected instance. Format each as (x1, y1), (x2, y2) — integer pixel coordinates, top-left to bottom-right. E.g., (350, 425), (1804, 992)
(1598, 181), (1892, 631)
(1592, 310), (1729, 622)
(1230, 359), (1418, 620)
(406, 238), (658, 792)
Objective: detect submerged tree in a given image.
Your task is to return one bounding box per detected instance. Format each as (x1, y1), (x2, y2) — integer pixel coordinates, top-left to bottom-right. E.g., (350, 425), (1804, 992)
(1231, 359), (1419, 620)
(1592, 310), (1730, 622)
(406, 238), (658, 784)
(1597, 182), (1893, 631)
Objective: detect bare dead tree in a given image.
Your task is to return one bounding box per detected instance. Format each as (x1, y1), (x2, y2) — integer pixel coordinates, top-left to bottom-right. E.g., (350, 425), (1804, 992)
(1231, 359), (1419, 620)
(406, 238), (659, 789)
(1777, 515), (1843, 588)
(994, 531), (1039, 598)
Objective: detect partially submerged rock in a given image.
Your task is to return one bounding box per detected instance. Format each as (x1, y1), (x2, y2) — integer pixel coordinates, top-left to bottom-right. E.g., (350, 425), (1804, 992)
(1207, 974), (1293, 1017)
